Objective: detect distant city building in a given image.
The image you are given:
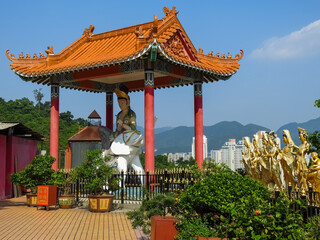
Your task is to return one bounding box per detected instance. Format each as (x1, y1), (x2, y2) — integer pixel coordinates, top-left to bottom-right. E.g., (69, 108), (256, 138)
(210, 150), (222, 163)
(210, 138), (246, 171)
(191, 135), (208, 159)
(166, 152), (191, 163)
(235, 140), (245, 170)
(221, 139), (236, 170)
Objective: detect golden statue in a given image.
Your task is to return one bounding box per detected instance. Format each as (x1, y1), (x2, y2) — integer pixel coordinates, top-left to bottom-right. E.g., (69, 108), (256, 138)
(307, 152), (320, 194)
(251, 134), (263, 181)
(295, 127), (310, 191)
(258, 132), (282, 190)
(242, 127), (319, 193)
(266, 131), (283, 189)
(241, 137), (253, 177)
(279, 130), (297, 188)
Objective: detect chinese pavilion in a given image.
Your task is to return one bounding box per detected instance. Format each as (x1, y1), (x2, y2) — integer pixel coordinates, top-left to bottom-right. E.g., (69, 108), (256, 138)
(6, 6), (243, 171)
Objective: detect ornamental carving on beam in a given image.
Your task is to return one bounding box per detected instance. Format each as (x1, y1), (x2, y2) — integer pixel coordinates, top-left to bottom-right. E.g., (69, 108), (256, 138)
(165, 33), (189, 60)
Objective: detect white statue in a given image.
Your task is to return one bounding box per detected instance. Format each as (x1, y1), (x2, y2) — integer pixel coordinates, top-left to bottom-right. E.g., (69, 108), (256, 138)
(103, 86), (144, 176)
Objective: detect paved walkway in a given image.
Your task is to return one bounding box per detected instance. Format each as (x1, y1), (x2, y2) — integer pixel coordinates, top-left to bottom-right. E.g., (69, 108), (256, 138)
(0, 197), (150, 240)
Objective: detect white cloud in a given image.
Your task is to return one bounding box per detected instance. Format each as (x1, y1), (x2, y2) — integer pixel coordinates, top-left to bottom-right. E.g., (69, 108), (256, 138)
(251, 19), (320, 60)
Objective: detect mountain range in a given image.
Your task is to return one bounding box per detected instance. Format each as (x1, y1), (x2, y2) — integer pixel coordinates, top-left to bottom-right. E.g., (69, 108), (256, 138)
(138, 117), (320, 155)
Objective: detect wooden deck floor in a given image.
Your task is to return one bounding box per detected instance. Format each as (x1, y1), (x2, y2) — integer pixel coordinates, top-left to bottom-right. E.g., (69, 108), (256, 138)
(0, 197), (150, 240)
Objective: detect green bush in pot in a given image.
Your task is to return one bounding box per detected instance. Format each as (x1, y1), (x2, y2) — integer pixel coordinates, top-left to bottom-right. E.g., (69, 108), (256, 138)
(73, 149), (119, 212)
(52, 169), (77, 208)
(11, 154), (56, 194)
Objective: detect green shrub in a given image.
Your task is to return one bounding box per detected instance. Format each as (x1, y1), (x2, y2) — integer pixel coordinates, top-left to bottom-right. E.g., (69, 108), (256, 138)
(127, 192), (178, 235)
(175, 169), (304, 239)
(10, 154), (56, 193)
(73, 149), (119, 195)
(303, 215), (320, 240)
(52, 169), (77, 195)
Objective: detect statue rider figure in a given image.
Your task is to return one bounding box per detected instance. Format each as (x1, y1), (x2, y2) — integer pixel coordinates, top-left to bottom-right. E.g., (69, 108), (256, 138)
(108, 85), (144, 178)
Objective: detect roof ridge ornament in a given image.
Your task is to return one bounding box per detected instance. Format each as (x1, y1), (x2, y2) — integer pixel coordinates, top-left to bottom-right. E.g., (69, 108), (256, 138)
(152, 15), (158, 38)
(5, 49), (46, 61)
(163, 6), (178, 18)
(235, 49), (244, 60)
(135, 26), (144, 38)
(135, 26), (147, 50)
(83, 25), (95, 37)
(5, 49), (15, 61)
(45, 46), (54, 56)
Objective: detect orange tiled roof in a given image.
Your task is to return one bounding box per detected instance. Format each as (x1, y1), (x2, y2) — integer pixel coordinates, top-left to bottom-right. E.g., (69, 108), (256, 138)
(68, 126), (101, 142)
(6, 6), (243, 91)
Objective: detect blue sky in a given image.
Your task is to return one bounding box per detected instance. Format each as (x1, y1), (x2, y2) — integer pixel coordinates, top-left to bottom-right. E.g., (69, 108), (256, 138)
(1, 0), (320, 131)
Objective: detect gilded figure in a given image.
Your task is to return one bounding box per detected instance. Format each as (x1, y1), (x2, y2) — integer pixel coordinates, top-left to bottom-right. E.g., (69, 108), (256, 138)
(307, 152), (320, 195)
(279, 130), (297, 188)
(295, 127), (310, 191)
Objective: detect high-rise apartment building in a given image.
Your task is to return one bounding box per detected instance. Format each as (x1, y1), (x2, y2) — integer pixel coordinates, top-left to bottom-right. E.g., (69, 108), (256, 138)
(210, 138), (245, 171)
(191, 135), (208, 159)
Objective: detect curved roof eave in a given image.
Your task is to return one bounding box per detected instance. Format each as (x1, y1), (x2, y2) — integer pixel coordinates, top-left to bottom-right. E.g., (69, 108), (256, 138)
(14, 39), (238, 81)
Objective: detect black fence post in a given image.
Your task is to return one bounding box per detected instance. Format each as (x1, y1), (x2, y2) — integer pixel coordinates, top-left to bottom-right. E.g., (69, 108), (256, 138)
(146, 170), (150, 200)
(121, 170), (124, 205)
(288, 183), (292, 200)
(275, 188), (280, 199)
(76, 179), (79, 203)
(301, 193), (307, 222)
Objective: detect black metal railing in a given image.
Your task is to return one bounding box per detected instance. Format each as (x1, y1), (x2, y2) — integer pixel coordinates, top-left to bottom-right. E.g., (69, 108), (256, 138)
(68, 168), (199, 203)
(60, 169), (320, 221)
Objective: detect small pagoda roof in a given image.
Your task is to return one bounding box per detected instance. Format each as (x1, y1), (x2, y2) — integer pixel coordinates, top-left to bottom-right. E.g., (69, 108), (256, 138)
(88, 110), (101, 119)
(6, 6), (243, 93)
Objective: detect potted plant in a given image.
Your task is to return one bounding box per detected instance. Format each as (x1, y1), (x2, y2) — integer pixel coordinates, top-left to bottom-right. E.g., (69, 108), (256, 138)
(52, 169), (76, 209)
(10, 154), (56, 206)
(127, 192), (178, 237)
(73, 149), (119, 212)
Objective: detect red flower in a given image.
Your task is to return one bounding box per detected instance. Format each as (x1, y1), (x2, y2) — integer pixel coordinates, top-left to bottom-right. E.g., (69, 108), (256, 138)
(175, 198), (179, 201)
(255, 210), (261, 215)
(269, 215), (273, 219)
(231, 222), (235, 226)
(214, 215), (219, 219)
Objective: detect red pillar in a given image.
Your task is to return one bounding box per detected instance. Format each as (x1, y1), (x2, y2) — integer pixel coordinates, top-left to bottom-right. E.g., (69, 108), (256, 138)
(106, 92), (113, 131)
(194, 82), (203, 168)
(50, 84), (59, 170)
(144, 70), (155, 173)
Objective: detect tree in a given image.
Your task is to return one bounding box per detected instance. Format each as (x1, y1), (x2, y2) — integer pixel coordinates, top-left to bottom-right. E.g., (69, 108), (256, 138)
(308, 99), (320, 155)
(308, 131), (320, 155)
(0, 97), (88, 152)
(60, 111), (74, 124)
(33, 88), (44, 109)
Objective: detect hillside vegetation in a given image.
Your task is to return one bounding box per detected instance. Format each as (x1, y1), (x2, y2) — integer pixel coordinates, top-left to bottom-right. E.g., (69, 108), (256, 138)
(0, 97), (88, 151)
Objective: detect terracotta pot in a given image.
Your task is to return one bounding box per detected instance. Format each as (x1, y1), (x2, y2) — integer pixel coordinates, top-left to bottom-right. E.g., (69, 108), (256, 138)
(151, 216), (179, 240)
(26, 193), (37, 206)
(58, 195), (75, 209)
(88, 194), (114, 212)
(196, 236), (227, 240)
